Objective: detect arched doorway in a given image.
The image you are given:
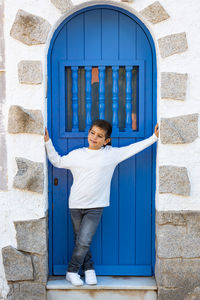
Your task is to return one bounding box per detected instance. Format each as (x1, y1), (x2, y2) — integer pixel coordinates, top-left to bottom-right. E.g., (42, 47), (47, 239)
(47, 4), (157, 276)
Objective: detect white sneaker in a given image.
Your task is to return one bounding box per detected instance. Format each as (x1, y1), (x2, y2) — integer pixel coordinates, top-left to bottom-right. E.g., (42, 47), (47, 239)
(66, 272), (83, 286)
(85, 270), (97, 285)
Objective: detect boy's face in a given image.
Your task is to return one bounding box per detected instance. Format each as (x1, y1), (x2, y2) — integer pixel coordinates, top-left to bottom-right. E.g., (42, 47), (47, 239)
(88, 126), (111, 150)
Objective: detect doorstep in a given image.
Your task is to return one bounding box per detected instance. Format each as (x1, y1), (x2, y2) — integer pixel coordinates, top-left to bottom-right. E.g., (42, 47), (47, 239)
(47, 275), (157, 290)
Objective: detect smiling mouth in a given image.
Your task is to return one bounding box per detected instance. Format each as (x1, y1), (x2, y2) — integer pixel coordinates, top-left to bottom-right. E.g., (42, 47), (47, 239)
(91, 140), (97, 143)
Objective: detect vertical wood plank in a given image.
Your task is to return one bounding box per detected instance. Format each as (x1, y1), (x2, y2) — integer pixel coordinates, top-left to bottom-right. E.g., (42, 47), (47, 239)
(51, 23), (69, 274)
(85, 9), (101, 60)
(67, 14), (84, 60)
(118, 138), (136, 265)
(135, 23), (153, 265)
(102, 9), (118, 60)
(119, 12), (136, 59)
(102, 137), (119, 266)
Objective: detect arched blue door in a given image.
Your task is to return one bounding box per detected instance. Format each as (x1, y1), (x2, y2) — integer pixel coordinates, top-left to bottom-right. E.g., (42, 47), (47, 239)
(47, 5), (157, 276)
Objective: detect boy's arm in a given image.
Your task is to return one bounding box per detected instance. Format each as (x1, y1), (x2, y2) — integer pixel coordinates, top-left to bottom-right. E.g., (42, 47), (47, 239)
(45, 138), (73, 169)
(113, 133), (158, 164)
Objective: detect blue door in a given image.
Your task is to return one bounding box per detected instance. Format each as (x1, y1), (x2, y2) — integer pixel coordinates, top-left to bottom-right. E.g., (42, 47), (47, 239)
(47, 5), (157, 276)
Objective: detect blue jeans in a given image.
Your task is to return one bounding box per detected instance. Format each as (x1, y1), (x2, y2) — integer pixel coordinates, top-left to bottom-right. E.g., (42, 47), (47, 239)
(67, 207), (104, 273)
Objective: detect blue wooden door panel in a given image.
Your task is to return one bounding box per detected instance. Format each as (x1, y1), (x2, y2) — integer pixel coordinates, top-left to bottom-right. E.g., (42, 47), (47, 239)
(85, 9), (102, 60)
(102, 9), (119, 60)
(51, 23), (68, 273)
(101, 138), (119, 265)
(48, 6), (156, 276)
(135, 150), (152, 265)
(67, 14), (84, 60)
(119, 12), (136, 60)
(119, 139), (136, 265)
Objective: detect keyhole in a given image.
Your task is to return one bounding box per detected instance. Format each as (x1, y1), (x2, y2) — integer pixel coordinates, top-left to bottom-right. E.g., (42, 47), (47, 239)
(54, 178), (58, 186)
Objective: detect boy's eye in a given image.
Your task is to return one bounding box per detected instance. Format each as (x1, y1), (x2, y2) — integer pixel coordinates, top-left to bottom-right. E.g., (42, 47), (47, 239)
(90, 131), (103, 138)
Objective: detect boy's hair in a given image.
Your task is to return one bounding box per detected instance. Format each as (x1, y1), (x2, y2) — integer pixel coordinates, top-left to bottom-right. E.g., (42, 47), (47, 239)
(89, 119), (112, 147)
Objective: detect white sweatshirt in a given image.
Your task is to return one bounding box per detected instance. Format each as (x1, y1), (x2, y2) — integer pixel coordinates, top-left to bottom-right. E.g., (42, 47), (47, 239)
(45, 134), (158, 209)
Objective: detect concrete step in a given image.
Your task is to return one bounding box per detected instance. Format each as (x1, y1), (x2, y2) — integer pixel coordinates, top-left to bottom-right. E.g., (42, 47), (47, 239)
(47, 276), (157, 300)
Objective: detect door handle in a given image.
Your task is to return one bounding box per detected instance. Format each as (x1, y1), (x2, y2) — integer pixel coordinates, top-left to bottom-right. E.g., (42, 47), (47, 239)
(54, 178), (58, 186)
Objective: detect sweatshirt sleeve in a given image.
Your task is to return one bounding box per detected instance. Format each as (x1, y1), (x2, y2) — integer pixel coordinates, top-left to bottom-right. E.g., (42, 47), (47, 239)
(45, 138), (73, 169)
(113, 133), (158, 164)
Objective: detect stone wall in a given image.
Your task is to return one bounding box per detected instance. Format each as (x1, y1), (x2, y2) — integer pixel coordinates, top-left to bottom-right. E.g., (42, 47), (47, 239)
(155, 211), (200, 300)
(2, 216), (48, 299)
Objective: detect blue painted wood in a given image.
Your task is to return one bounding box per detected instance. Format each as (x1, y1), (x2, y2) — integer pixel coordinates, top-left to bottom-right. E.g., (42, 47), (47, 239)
(118, 137), (136, 265)
(54, 264), (152, 275)
(47, 5), (157, 276)
(112, 66), (119, 133)
(50, 23), (71, 275)
(125, 66), (133, 132)
(102, 137), (119, 265)
(85, 67), (92, 131)
(102, 9), (118, 60)
(59, 59), (145, 138)
(99, 66), (105, 119)
(71, 67), (79, 132)
(85, 9), (101, 60)
(135, 24), (153, 265)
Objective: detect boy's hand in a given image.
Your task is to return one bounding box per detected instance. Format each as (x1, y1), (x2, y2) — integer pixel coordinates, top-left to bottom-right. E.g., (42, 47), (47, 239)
(154, 123), (159, 138)
(44, 127), (49, 142)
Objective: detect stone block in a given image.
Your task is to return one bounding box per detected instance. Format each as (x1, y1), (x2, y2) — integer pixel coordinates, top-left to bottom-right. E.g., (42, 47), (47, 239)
(8, 105), (44, 135)
(156, 211), (200, 300)
(7, 283), (20, 300)
(14, 217), (47, 255)
(160, 114), (198, 144)
(51, 0), (73, 13)
(140, 1), (169, 24)
(161, 72), (188, 100)
(159, 165), (190, 196)
(13, 157), (44, 193)
(18, 60), (43, 84)
(156, 224), (200, 258)
(190, 287), (200, 300)
(7, 282), (46, 300)
(10, 9), (51, 45)
(158, 287), (191, 300)
(156, 211), (187, 226)
(156, 211), (200, 258)
(32, 254), (48, 283)
(156, 258), (200, 299)
(2, 246), (33, 281)
(19, 282), (46, 300)
(158, 32), (188, 58)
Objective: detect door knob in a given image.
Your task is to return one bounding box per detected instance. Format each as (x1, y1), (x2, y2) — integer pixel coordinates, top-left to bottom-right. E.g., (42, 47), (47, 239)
(54, 178), (58, 186)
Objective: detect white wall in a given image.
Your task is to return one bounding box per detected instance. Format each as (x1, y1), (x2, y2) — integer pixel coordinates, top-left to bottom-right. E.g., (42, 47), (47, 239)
(0, 0), (200, 298)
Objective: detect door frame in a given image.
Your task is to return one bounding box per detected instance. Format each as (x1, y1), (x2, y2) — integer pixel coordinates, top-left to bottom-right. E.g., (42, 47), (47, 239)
(47, 4), (157, 276)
